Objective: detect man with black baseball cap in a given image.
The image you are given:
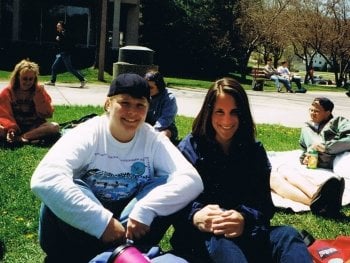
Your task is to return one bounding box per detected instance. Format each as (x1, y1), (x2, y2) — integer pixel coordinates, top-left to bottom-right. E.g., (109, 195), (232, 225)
(31, 73), (203, 262)
(107, 73), (151, 102)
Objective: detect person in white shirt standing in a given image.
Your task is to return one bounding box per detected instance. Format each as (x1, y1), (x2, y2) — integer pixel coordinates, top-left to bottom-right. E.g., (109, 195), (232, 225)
(31, 73), (203, 263)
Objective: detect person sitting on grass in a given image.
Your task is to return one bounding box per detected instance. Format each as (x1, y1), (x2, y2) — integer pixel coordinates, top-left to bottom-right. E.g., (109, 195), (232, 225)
(170, 77), (312, 263)
(30, 73), (203, 263)
(144, 70), (179, 144)
(0, 59), (60, 145)
(270, 97), (348, 217)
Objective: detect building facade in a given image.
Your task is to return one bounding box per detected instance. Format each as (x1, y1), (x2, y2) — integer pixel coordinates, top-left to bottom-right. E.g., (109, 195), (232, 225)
(0, 0), (140, 72)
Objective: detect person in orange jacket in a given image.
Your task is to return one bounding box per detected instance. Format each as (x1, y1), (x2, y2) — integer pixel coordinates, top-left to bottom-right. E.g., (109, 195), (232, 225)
(0, 59), (60, 145)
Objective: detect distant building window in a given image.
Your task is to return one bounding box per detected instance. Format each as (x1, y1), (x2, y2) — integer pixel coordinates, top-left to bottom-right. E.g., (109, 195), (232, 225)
(19, 2), (93, 46)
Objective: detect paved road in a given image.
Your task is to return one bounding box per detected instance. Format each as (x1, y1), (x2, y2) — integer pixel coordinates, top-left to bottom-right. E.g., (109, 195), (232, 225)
(172, 87), (350, 128)
(1, 82), (349, 128)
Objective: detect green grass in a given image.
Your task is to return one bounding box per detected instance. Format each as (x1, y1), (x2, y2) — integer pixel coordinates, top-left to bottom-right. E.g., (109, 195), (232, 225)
(0, 67), (114, 86)
(0, 105), (349, 262)
(0, 68), (348, 261)
(1, 67), (347, 93)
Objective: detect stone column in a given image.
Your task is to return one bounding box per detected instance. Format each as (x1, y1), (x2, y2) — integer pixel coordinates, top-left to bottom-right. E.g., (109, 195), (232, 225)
(12, 0), (20, 41)
(125, 3), (139, 45)
(113, 45), (158, 79)
(112, 0), (121, 49)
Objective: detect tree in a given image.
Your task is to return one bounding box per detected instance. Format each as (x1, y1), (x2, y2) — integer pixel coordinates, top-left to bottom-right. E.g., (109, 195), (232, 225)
(140, 0), (240, 78)
(318, 0), (350, 86)
(140, 0), (350, 82)
(98, 0), (107, 81)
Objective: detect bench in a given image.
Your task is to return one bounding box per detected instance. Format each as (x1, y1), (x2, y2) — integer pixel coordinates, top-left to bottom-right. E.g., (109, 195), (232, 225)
(251, 67), (270, 91)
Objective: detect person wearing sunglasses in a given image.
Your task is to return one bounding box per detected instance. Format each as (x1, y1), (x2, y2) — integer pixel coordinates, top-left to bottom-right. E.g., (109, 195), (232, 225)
(270, 97), (348, 217)
(0, 59), (60, 145)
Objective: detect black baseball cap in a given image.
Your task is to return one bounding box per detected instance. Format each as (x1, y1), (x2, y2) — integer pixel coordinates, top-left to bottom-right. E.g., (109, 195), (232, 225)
(107, 73), (151, 102)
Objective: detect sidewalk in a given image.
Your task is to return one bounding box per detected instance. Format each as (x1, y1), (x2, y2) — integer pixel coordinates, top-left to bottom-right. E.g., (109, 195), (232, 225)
(1, 81), (349, 128)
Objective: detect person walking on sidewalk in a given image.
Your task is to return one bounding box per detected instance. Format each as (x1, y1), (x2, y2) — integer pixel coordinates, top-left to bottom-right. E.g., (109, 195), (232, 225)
(45, 21), (86, 88)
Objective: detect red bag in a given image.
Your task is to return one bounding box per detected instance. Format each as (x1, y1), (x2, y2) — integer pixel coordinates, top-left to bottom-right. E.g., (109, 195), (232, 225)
(307, 236), (350, 263)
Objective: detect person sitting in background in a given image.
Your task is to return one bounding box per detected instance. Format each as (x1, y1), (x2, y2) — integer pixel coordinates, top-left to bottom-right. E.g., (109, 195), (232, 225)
(263, 58), (291, 92)
(31, 73), (203, 263)
(305, 65), (315, 84)
(270, 97), (348, 217)
(277, 61), (306, 93)
(144, 70), (178, 143)
(170, 77), (312, 263)
(0, 59), (60, 145)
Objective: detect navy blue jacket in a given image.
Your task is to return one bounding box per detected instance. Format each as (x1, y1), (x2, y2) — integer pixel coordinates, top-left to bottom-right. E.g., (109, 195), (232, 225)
(171, 134), (275, 256)
(56, 30), (74, 54)
(146, 88), (178, 141)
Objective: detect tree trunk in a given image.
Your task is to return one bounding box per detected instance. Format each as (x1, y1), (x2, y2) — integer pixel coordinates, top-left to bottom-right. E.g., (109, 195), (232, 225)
(98, 0), (108, 81)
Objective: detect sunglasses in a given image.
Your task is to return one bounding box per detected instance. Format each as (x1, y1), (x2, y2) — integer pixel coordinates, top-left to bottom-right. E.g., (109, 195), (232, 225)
(21, 77), (34, 81)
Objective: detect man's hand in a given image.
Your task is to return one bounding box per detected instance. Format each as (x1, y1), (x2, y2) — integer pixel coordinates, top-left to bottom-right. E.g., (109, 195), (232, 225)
(312, 143), (326, 153)
(303, 143), (325, 165)
(126, 218), (150, 241)
(101, 218), (126, 244)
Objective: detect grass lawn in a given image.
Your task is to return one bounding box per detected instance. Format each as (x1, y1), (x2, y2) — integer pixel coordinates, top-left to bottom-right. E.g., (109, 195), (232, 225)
(0, 68), (349, 262)
(0, 105), (349, 262)
(0, 67), (348, 93)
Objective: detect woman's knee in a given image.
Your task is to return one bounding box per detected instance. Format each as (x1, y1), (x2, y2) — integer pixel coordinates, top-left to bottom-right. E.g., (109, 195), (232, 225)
(334, 152), (350, 179)
(206, 237), (247, 262)
(270, 225), (301, 245)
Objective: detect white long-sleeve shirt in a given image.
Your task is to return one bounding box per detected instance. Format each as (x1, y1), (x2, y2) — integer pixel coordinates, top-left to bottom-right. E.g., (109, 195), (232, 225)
(31, 115), (203, 239)
(277, 66), (291, 80)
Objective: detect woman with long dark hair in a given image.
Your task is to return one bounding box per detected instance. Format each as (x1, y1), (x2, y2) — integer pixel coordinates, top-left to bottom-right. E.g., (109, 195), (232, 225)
(170, 77), (312, 263)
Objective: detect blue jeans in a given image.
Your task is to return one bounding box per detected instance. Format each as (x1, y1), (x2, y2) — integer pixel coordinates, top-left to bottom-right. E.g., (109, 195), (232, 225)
(50, 52), (85, 83)
(270, 75), (292, 91)
(39, 177), (172, 263)
(205, 226), (312, 263)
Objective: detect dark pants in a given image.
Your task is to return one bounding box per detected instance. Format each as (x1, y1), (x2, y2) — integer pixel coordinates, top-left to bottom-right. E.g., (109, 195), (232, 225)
(204, 226), (312, 263)
(50, 52), (84, 83)
(39, 178), (172, 263)
(171, 212), (312, 263)
(40, 205), (173, 263)
(291, 77), (303, 90)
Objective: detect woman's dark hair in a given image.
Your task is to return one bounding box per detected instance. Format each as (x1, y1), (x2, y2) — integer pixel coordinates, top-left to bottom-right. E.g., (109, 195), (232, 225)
(192, 77), (256, 144)
(144, 70), (166, 91)
(312, 97), (334, 112)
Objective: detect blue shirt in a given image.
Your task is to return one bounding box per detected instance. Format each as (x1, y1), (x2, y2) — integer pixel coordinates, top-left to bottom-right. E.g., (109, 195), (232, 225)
(146, 88), (178, 141)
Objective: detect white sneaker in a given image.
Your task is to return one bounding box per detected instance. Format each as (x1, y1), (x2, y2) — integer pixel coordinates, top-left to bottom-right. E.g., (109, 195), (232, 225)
(80, 80), (87, 88)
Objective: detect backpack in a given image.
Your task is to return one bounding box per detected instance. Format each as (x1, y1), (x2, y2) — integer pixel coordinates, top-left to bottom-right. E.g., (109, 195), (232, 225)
(59, 113), (98, 135)
(300, 230), (350, 263)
